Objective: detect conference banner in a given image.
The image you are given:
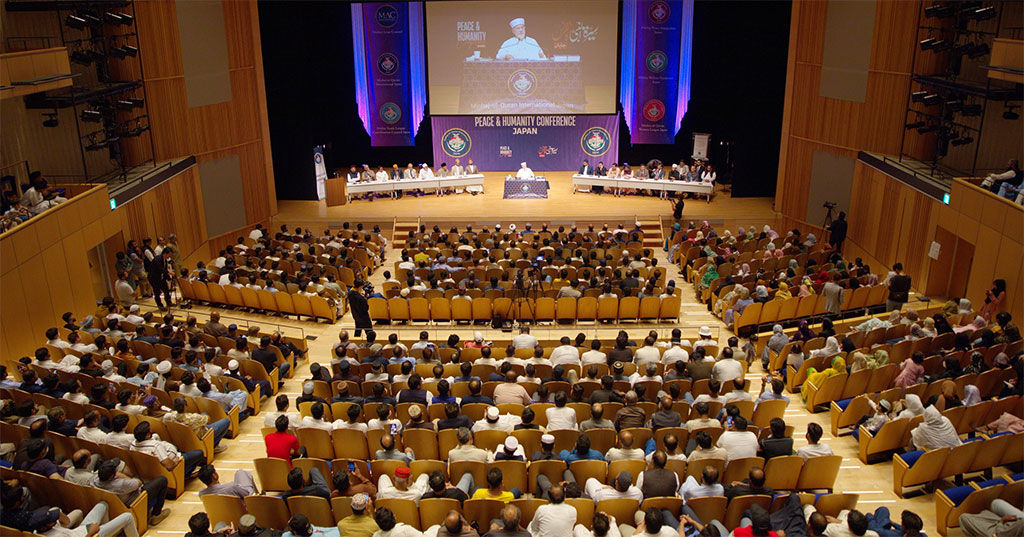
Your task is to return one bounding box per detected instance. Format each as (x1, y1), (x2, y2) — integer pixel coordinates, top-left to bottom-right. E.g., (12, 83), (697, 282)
(431, 114), (619, 171)
(623, 0), (692, 144)
(314, 146), (327, 200)
(355, 3), (420, 146)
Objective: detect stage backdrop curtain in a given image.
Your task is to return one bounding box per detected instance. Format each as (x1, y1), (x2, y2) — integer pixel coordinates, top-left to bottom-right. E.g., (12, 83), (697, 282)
(620, 0), (693, 144)
(430, 114), (619, 171)
(351, 2), (425, 146)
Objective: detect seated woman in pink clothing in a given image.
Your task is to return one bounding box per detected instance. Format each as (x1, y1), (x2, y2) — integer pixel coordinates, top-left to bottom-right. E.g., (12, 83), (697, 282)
(893, 351), (925, 388)
(979, 279), (1006, 321)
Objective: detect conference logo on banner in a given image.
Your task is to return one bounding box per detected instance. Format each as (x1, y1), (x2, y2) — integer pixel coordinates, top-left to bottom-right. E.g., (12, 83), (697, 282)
(508, 70), (538, 98)
(580, 127), (611, 157)
(442, 128), (472, 157)
(379, 102), (402, 124)
(375, 4), (398, 27)
(313, 147), (327, 201)
(646, 51), (667, 73)
(377, 53), (399, 75)
(643, 99), (666, 122)
(648, 1), (670, 23)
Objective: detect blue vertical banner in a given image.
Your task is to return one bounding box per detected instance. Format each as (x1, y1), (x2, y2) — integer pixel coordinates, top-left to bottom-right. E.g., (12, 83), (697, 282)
(351, 3), (425, 146)
(620, 0), (692, 144)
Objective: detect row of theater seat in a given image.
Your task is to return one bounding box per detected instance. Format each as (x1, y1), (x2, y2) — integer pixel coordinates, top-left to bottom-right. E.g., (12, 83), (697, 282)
(177, 279), (340, 323)
(367, 295), (682, 324)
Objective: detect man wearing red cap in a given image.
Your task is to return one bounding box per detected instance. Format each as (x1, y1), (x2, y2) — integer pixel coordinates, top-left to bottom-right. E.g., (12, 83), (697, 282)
(377, 465), (429, 504)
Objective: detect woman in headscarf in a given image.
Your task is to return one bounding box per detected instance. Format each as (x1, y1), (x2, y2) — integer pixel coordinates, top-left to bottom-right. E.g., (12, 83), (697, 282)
(866, 349), (889, 369)
(896, 393), (925, 419)
(979, 279), (1006, 321)
(700, 220), (711, 234)
(962, 385), (981, 407)
(809, 336), (841, 359)
(797, 276), (815, 298)
(921, 317), (937, 337)
(762, 247), (774, 261)
(942, 299), (959, 317)
(818, 318), (836, 339)
(803, 233), (817, 249)
(984, 412), (1024, 434)
(933, 315), (954, 335)
(812, 268), (830, 286)
(791, 319), (816, 342)
(737, 263), (751, 278)
(958, 298), (973, 315)
(840, 337), (857, 353)
(786, 343), (806, 372)
(802, 355), (846, 402)
(954, 315), (987, 334)
(936, 380), (962, 410)
(894, 352), (926, 387)
(788, 258), (799, 271)
(698, 263), (719, 293)
(762, 324), (788, 364)
(723, 287), (753, 325)
(763, 225), (778, 240)
(753, 285), (770, 304)
(848, 352), (868, 372)
(910, 406), (962, 450)
(774, 281), (792, 301)
(963, 352), (988, 375)
(929, 355), (964, 382)
(902, 309), (919, 325)
(973, 329), (996, 349)
(907, 324), (928, 341)
(773, 248), (784, 259)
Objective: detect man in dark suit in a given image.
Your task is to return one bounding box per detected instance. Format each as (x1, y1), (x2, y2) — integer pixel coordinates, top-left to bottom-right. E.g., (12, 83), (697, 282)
(578, 160), (593, 176)
(348, 280), (371, 337)
(828, 211), (848, 253)
(149, 248), (174, 310)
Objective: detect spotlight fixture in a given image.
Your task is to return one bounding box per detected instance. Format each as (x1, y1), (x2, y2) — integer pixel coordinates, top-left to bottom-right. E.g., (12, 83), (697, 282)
(129, 97), (144, 108)
(967, 43), (990, 59)
(122, 45), (138, 57)
(70, 50), (93, 65)
(84, 135), (107, 151)
(87, 49), (106, 62)
(103, 11), (124, 25)
(1004, 105), (1020, 120)
(65, 14), (87, 29)
(919, 38), (937, 51)
(945, 99), (963, 111)
(905, 121), (926, 130)
(917, 125), (939, 134)
(951, 136), (974, 146)
(924, 4), (955, 18)
(109, 46), (127, 59)
(82, 13), (101, 27)
(41, 112), (59, 128)
(117, 13), (133, 26)
(116, 100), (134, 110)
(931, 40), (953, 52)
(971, 6), (995, 20)
(81, 109), (103, 122)
(961, 104), (983, 116)
(911, 91), (929, 103)
(922, 94), (943, 106)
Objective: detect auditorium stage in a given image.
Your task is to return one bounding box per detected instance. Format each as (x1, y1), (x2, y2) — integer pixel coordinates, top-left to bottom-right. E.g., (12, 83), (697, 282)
(276, 171), (776, 225)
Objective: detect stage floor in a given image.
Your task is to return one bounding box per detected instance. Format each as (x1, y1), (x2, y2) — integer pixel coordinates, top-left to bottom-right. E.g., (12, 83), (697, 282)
(277, 171), (776, 224)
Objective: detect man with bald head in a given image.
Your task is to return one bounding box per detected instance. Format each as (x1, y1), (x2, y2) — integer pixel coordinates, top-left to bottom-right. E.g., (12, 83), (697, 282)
(484, 504), (529, 537)
(437, 510), (479, 537)
(613, 391), (646, 430)
(605, 431), (644, 461)
(530, 484), (576, 537)
(580, 403), (614, 431)
(680, 465), (724, 502)
(724, 467), (774, 499)
(584, 471), (642, 503)
(649, 396), (682, 431)
(638, 451), (681, 523)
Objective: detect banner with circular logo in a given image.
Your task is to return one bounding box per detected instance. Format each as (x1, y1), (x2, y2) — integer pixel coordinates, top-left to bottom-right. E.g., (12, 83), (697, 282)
(646, 50), (667, 73)
(643, 99), (666, 122)
(375, 4), (398, 27)
(377, 53), (399, 75)
(441, 128), (472, 157)
(507, 70), (538, 98)
(580, 127), (612, 157)
(379, 102), (402, 124)
(648, 1), (670, 23)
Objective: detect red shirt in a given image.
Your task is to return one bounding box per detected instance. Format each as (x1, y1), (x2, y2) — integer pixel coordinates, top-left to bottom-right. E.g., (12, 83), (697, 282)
(265, 432), (300, 465)
(732, 529), (778, 537)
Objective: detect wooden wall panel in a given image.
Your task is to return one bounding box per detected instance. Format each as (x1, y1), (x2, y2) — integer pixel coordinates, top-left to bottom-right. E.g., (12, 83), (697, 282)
(133, 0), (275, 236)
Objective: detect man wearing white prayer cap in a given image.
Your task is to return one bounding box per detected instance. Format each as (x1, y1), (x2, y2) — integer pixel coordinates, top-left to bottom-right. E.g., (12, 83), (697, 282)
(515, 161), (534, 179)
(497, 17), (546, 60)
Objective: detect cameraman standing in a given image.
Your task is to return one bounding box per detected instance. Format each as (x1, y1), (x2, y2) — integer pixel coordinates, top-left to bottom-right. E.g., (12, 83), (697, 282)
(828, 210), (847, 253)
(348, 279), (372, 337)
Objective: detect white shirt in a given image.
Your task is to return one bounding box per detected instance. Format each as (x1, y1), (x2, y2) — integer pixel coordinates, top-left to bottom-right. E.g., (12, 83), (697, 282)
(634, 346), (661, 366)
(497, 36), (545, 60)
(629, 373), (662, 387)
(107, 432), (135, 450)
(332, 420), (368, 432)
(662, 346), (689, 365)
(249, 229), (264, 240)
(721, 389), (752, 404)
(299, 417), (334, 431)
(605, 447), (645, 462)
(375, 171), (388, 181)
(377, 474), (429, 504)
(516, 166), (535, 179)
(373, 523), (423, 537)
(716, 430), (758, 460)
(581, 350), (607, 365)
(512, 334), (539, 349)
(712, 359), (744, 383)
(367, 418), (403, 431)
(77, 427), (109, 443)
(264, 411), (301, 429)
(584, 477), (643, 503)
(545, 407), (577, 431)
(549, 345), (580, 367)
(574, 518), (623, 537)
(47, 338), (71, 349)
(418, 167), (435, 180)
(472, 415), (520, 433)
(693, 338), (718, 349)
(530, 503), (577, 537)
(132, 437), (181, 461)
(71, 343), (98, 354)
(797, 443), (834, 460)
(63, 392), (90, 405)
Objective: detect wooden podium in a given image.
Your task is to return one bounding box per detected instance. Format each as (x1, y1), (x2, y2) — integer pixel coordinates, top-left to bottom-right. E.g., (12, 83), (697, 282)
(325, 177), (347, 206)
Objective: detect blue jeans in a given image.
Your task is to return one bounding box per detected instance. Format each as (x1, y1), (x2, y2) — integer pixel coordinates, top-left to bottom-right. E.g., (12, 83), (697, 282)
(866, 507), (903, 537)
(997, 182), (1019, 200)
(207, 418), (231, 446)
(183, 449), (205, 477)
(278, 361), (290, 379)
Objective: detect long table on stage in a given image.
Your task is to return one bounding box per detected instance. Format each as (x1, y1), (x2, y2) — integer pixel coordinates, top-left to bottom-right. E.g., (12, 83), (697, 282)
(571, 175), (715, 202)
(346, 175), (485, 201)
(459, 59), (584, 114)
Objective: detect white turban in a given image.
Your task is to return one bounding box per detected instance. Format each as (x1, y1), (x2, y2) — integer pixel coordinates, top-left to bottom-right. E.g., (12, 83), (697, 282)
(509, 18), (525, 28)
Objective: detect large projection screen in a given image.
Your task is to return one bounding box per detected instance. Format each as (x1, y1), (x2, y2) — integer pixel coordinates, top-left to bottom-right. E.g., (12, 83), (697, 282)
(426, 0), (619, 115)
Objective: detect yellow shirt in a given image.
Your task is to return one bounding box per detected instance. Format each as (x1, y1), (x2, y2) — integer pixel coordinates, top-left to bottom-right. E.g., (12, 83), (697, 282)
(338, 514), (379, 537)
(471, 488), (515, 503)
(413, 252), (430, 264)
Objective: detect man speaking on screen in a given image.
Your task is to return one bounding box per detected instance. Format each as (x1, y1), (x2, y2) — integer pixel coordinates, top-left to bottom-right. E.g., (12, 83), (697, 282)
(497, 18), (546, 60)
